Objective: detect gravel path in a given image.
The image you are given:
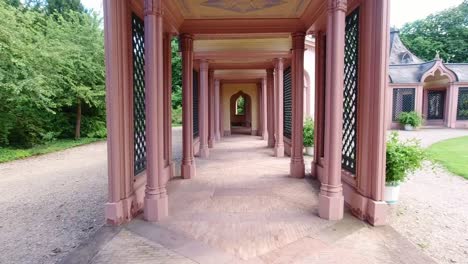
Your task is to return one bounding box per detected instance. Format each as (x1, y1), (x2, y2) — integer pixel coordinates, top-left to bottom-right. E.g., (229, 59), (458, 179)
(388, 129), (468, 264)
(0, 128), (182, 264)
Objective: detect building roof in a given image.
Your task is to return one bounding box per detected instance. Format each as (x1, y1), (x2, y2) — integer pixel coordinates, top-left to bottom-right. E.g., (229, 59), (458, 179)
(388, 30), (468, 84)
(389, 61), (436, 83)
(389, 30), (424, 65)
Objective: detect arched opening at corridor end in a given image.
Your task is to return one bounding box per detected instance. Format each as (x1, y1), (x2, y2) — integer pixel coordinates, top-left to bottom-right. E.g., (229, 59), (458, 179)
(230, 91), (252, 135)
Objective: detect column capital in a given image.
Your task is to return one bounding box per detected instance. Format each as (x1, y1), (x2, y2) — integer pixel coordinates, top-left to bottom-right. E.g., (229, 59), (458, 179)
(199, 59), (209, 70)
(292, 32), (306, 50)
(180, 34), (193, 52)
(328, 0), (347, 13)
(274, 58), (284, 70)
(144, 0), (163, 16)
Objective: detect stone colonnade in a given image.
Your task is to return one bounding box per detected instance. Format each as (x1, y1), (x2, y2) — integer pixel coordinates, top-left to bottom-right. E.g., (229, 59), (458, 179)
(103, 0), (390, 227)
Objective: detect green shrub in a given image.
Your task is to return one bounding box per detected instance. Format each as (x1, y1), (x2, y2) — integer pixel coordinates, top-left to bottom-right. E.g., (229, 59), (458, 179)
(172, 106), (182, 126)
(398, 111), (422, 127)
(386, 132), (425, 185)
(303, 118), (314, 147)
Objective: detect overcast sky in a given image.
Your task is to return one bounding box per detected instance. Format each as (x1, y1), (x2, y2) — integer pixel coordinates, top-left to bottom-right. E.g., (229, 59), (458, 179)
(81, 0), (464, 28)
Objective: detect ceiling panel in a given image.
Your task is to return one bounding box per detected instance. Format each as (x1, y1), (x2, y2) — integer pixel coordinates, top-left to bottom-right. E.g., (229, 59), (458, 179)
(175, 0), (312, 19)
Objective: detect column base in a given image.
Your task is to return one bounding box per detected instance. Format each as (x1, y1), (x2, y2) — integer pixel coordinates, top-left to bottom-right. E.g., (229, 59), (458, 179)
(208, 138), (214, 148)
(199, 147), (210, 158)
(215, 134), (221, 141)
(367, 200), (388, 226)
(181, 162), (196, 179)
(310, 161), (317, 178)
(105, 201), (125, 225)
(268, 139), (275, 148)
(262, 134), (268, 141)
(170, 162), (176, 179)
(318, 193), (344, 221)
(144, 193), (168, 222)
(342, 182), (388, 226)
(290, 160), (305, 178)
(274, 145), (284, 157)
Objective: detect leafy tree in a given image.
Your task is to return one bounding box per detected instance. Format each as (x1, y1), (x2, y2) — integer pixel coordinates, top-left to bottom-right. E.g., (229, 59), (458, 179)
(171, 37), (182, 109)
(3, 0), (20, 7)
(23, 0), (84, 14)
(0, 1), (105, 147)
(400, 1), (468, 63)
(43, 11), (105, 139)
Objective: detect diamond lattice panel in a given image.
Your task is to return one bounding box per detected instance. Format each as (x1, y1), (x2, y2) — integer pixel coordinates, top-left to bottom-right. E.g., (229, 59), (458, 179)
(132, 14), (146, 175)
(283, 67), (292, 139)
(193, 70), (200, 138)
(342, 8), (360, 174)
(457, 88), (468, 120)
(392, 88), (415, 121)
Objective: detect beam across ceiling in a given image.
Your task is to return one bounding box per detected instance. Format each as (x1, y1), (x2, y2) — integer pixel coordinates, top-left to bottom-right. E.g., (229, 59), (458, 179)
(180, 19), (307, 34)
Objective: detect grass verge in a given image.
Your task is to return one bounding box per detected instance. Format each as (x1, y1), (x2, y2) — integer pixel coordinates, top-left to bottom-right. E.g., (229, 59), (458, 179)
(0, 138), (104, 163)
(427, 136), (468, 179)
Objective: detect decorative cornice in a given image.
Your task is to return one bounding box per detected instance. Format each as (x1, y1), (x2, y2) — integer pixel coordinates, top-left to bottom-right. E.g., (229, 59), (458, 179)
(327, 0), (347, 12)
(144, 0), (163, 16)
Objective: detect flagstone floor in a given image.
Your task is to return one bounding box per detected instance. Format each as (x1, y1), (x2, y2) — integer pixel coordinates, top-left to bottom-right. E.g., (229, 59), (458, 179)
(65, 135), (435, 264)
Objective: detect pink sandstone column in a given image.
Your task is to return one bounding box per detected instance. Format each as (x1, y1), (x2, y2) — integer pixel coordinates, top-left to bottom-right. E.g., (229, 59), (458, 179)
(143, 0), (168, 221)
(305, 83), (312, 119)
(354, 0), (390, 226)
(103, 0), (134, 225)
(257, 82), (263, 136)
(274, 59), (285, 157)
(214, 79), (221, 141)
(261, 78), (268, 140)
(319, 0), (347, 221)
(198, 60), (210, 158)
(290, 32), (306, 178)
(266, 69), (275, 147)
(163, 33), (173, 179)
(312, 31), (326, 179)
(181, 34), (196, 179)
(208, 70), (215, 148)
(219, 82), (224, 138)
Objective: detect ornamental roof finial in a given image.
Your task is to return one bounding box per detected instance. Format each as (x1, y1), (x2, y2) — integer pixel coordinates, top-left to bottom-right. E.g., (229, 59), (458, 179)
(435, 51), (441, 60)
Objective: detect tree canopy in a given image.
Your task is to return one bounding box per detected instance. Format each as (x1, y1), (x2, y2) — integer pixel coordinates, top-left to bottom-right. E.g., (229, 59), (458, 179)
(0, 0), (105, 147)
(400, 0), (468, 63)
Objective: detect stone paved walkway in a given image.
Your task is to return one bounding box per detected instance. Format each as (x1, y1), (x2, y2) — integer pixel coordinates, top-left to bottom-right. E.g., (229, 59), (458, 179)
(63, 135), (435, 264)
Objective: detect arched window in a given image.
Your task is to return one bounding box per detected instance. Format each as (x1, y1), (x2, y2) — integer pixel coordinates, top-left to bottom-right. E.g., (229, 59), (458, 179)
(235, 95), (245, 115)
(400, 52), (411, 64)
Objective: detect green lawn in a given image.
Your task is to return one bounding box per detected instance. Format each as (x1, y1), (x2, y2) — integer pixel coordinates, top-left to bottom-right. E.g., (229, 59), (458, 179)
(0, 138), (104, 163)
(427, 136), (468, 179)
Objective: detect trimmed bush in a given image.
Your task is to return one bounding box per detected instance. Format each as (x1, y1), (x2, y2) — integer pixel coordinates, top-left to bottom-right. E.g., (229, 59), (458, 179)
(386, 132), (425, 185)
(398, 111), (422, 127)
(303, 118), (314, 147)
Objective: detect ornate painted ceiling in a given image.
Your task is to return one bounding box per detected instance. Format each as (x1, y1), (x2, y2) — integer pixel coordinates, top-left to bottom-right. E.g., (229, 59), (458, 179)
(175, 0), (312, 19)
